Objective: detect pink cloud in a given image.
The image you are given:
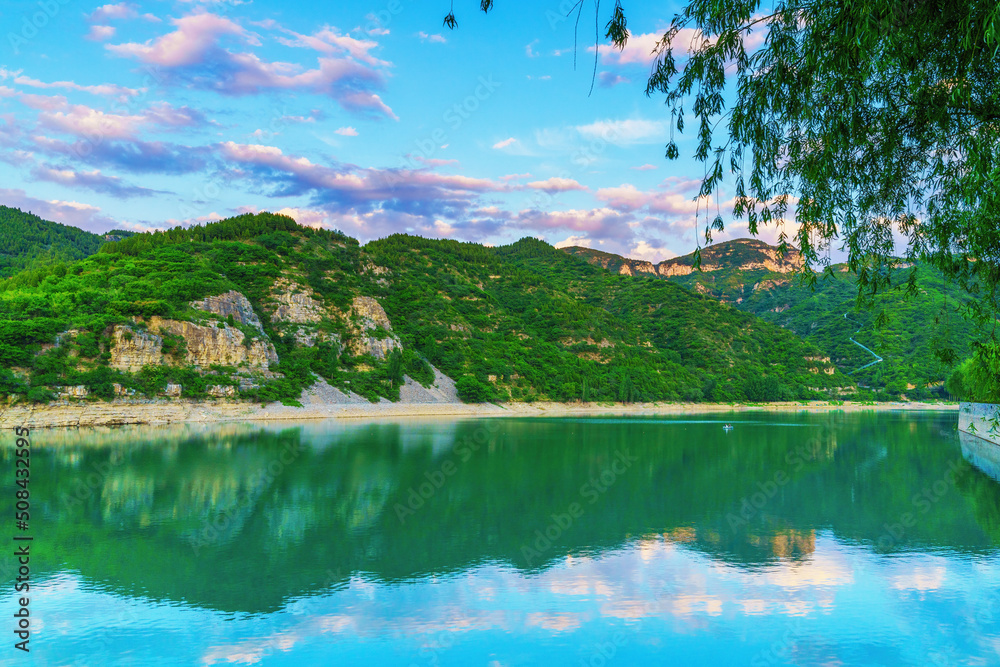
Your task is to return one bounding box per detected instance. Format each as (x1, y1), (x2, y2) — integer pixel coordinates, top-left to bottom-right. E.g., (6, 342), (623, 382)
(412, 155), (458, 167)
(631, 164), (658, 171)
(142, 101), (210, 127)
(86, 25), (116, 41)
(0, 187), (122, 232)
(525, 177), (587, 193)
(87, 2), (138, 22)
(39, 106), (146, 140)
(276, 26), (391, 66)
(107, 13), (397, 120)
(335, 126), (358, 136)
(29, 165), (157, 198)
(218, 141), (502, 217)
(598, 72), (630, 88)
(107, 13), (247, 67)
(515, 207), (632, 234)
(36, 101), (208, 140)
(596, 180), (715, 216)
(17, 93), (69, 111)
(13, 75), (140, 98)
(599, 26), (768, 67)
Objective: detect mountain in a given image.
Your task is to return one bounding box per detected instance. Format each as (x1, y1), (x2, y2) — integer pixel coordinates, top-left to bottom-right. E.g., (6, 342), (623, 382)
(0, 206), (132, 277)
(565, 239), (978, 397)
(0, 213), (853, 405)
(567, 238), (802, 278)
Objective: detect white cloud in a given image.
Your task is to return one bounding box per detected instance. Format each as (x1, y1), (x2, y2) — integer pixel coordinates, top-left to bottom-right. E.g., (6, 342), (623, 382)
(492, 137), (516, 150)
(554, 235), (592, 249)
(417, 32), (447, 44)
(576, 118), (667, 145)
(335, 126), (358, 136)
(525, 177), (586, 193)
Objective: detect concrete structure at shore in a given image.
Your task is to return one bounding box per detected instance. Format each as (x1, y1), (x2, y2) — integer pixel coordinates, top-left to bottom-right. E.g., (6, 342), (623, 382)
(959, 402), (1000, 446)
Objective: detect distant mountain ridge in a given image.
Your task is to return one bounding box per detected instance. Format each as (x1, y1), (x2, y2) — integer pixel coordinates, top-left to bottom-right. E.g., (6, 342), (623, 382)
(564, 238), (802, 279)
(563, 238), (976, 398)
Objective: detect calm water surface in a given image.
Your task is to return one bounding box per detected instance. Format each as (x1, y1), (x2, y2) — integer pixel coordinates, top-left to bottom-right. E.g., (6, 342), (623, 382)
(3, 411), (1000, 666)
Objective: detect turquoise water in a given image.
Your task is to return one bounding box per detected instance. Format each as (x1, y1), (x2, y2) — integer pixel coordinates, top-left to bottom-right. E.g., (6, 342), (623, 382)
(3, 411), (999, 665)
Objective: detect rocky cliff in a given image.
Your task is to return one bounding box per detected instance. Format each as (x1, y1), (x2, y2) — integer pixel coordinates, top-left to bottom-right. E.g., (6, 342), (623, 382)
(110, 316), (278, 373)
(267, 278), (339, 347)
(348, 296), (401, 360)
(191, 291), (267, 333)
(564, 239), (803, 278)
(110, 290), (280, 374)
(107, 283), (405, 395)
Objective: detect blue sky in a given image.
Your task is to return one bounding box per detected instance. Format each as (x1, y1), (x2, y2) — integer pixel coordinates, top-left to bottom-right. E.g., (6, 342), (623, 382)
(0, 0), (777, 261)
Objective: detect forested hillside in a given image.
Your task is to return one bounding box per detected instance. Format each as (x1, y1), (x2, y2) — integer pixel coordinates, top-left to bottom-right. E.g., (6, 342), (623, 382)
(566, 240), (978, 398)
(0, 213), (852, 405)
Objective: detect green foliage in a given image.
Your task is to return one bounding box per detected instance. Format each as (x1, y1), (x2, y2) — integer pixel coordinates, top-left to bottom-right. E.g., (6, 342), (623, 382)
(949, 343), (1000, 403)
(630, 1), (1000, 323)
(0, 206), (106, 278)
(456, 376), (493, 403)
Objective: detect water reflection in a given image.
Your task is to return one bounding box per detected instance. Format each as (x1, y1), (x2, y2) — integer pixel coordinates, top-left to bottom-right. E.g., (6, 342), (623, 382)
(2, 412), (999, 665)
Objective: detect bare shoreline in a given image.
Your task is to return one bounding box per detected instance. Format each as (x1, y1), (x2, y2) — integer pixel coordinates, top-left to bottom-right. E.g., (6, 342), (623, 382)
(0, 397), (959, 429)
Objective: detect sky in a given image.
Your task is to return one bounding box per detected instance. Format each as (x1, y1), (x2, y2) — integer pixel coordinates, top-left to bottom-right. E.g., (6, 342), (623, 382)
(0, 0), (783, 262)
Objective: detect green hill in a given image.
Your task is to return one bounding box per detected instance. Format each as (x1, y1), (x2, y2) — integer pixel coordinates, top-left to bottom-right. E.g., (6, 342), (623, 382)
(0, 214), (852, 405)
(0, 205), (137, 277)
(565, 239), (979, 398)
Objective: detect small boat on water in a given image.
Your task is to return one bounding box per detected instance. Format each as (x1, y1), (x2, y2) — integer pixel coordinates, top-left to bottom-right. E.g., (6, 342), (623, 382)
(723, 424), (734, 432)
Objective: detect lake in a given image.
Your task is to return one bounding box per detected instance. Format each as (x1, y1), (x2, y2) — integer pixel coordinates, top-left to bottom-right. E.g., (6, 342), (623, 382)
(4, 411), (1000, 666)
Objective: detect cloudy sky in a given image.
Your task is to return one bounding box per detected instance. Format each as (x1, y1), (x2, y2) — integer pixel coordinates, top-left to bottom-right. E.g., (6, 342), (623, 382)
(0, 0), (777, 261)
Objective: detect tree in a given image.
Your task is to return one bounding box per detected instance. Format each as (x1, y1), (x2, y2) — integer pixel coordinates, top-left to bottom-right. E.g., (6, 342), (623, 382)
(446, 1), (1000, 331)
(456, 375), (493, 403)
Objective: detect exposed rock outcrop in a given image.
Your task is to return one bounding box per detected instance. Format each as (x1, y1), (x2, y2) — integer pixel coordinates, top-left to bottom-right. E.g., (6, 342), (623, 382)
(110, 326), (165, 373)
(656, 239), (802, 276)
(152, 317), (278, 369)
(267, 278), (339, 347)
(348, 296), (401, 360)
(618, 261), (656, 277)
(190, 291), (266, 334)
(110, 318), (278, 373)
(269, 278), (326, 324)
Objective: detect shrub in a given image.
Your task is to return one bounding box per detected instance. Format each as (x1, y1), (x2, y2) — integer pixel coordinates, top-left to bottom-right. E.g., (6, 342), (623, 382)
(456, 375), (492, 403)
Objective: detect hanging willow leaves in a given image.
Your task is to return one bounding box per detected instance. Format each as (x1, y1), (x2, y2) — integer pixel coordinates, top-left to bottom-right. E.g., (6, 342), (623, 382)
(448, 0), (1000, 336)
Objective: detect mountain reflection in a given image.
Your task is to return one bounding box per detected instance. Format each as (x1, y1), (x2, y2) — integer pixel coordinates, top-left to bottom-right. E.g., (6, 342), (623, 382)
(2, 412), (998, 614)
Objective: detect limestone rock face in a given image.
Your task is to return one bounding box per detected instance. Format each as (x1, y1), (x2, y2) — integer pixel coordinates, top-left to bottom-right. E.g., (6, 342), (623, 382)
(110, 318), (279, 373)
(151, 317), (278, 369)
(348, 296), (401, 360)
(656, 242), (803, 276)
(269, 278), (326, 323)
(657, 263), (695, 277)
(110, 326), (165, 373)
(190, 291), (266, 334)
(618, 261), (656, 277)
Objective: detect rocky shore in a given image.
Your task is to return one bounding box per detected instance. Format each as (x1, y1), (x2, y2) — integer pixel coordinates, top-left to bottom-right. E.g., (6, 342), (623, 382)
(0, 389), (959, 429)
